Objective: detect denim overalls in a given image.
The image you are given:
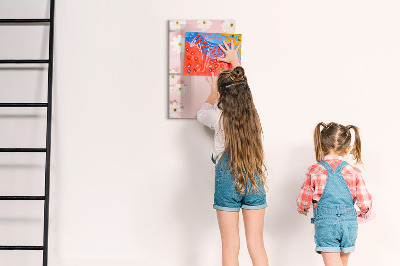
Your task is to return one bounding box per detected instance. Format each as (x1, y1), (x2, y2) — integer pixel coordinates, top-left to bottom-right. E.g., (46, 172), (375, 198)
(211, 150), (267, 211)
(311, 160), (358, 254)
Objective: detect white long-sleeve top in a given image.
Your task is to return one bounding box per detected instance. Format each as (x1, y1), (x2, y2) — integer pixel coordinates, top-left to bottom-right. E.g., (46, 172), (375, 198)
(197, 102), (225, 164)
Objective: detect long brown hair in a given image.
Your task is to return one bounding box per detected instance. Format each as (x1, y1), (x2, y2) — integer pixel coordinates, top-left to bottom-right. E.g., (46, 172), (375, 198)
(314, 122), (362, 164)
(217, 66), (267, 194)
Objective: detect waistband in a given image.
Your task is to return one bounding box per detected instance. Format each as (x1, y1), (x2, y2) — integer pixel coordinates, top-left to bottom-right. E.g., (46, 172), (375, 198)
(313, 205), (357, 216)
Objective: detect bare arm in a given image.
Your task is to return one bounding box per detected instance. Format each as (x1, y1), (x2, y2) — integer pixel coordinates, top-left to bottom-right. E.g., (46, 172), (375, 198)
(205, 72), (218, 105)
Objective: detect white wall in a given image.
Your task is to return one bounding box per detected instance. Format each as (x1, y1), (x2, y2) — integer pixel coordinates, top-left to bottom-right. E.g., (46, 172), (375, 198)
(1, 0), (399, 265)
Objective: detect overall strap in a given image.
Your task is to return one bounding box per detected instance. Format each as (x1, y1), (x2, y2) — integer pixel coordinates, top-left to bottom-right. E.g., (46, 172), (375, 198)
(334, 161), (349, 173)
(318, 160), (333, 174)
(313, 159), (355, 219)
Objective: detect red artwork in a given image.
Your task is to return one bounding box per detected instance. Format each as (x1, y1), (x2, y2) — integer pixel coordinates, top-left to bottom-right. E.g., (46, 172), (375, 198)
(184, 32), (241, 76)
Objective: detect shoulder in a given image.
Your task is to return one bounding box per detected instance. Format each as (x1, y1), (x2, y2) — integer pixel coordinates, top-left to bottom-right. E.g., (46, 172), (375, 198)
(342, 163), (362, 177)
(198, 103), (222, 114)
(210, 103), (223, 122)
(215, 104), (222, 115)
(307, 162), (327, 176)
(198, 102), (215, 111)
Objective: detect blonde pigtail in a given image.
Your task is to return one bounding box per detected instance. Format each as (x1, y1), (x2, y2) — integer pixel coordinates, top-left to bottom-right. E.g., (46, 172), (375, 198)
(314, 122), (326, 162)
(347, 125), (362, 164)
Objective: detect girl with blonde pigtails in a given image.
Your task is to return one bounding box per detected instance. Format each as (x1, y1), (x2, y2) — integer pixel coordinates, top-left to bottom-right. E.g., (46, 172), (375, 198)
(297, 122), (373, 266)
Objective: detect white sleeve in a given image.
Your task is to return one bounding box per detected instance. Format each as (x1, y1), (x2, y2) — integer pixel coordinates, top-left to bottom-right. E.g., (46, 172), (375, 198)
(196, 103), (220, 130)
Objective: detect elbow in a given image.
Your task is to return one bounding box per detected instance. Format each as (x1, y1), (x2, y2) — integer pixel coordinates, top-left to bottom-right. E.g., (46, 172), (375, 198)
(196, 111), (204, 123)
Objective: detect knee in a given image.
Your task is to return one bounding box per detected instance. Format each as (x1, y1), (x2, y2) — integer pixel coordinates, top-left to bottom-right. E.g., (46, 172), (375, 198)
(221, 237), (240, 253)
(246, 238), (265, 254)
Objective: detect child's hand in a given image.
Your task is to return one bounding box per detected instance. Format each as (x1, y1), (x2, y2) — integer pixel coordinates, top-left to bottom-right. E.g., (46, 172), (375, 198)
(218, 40), (241, 68)
(297, 207), (308, 216)
(357, 210), (376, 223)
(206, 71), (218, 93)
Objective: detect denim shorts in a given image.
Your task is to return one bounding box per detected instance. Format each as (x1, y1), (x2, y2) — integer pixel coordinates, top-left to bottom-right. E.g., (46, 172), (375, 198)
(213, 153), (267, 212)
(312, 208), (358, 253)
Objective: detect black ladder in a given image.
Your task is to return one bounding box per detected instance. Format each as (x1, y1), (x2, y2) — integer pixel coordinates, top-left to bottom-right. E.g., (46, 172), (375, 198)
(0, 1), (55, 265)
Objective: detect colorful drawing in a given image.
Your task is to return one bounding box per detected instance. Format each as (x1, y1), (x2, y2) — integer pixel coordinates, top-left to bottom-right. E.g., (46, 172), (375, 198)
(168, 19), (237, 119)
(184, 32), (241, 76)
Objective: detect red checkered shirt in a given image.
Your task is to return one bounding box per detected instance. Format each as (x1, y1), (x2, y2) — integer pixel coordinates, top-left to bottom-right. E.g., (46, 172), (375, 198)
(297, 155), (372, 218)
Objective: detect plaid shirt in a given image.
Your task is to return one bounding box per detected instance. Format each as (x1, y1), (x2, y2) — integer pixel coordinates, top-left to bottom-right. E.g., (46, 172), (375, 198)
(297, 155), (372, 218)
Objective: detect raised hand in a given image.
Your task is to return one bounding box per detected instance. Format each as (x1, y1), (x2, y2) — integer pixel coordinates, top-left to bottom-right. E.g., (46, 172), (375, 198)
(217, 40), (241, 68)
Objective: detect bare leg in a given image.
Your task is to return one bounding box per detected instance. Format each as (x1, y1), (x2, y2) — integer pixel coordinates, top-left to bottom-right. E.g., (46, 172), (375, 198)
(242, 208), (269, 266)
(340, 252), (351, 266)
(216, 210), (240, 266)
(321, 252), (343, 266)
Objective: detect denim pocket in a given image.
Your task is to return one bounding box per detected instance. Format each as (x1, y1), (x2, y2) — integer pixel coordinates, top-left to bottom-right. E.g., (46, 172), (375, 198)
(347, 220), (358, 244)
(215, 170), (236, 198)
(215, 169), (233, 184)
(314, 219), (340, 246)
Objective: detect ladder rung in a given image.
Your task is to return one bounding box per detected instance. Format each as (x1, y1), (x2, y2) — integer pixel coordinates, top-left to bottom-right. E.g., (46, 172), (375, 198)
(0, 196), (45, 200)
(0, 246), (44, 250)
(0, 19), (50, 23)
(0, 103), (48, 107)
(0, 148), (46, 152)
(0, 60), (49, 64)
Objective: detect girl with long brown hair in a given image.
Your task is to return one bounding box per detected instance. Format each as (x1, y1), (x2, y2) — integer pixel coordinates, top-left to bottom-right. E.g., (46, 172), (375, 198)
(197, 41), (269, 266)
(297, 122), (373, 266)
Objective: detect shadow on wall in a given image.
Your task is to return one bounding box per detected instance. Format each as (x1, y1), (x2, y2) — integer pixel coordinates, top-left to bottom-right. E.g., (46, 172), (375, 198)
(172, 121), (216, 266)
